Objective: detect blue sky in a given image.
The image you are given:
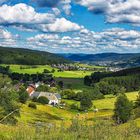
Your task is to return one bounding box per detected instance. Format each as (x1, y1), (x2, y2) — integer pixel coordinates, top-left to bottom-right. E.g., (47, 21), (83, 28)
(0, 0), (140, 53)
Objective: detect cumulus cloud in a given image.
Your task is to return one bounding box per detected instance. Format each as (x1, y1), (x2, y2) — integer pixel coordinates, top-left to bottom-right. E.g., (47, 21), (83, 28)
(37, 18), (82, 32)
(0, 29), (19, 47)
(0, 3), (55, 25)
(26, 28), (140, 53)
(12, 17), (82, 33)
(75, 0), (140, 26)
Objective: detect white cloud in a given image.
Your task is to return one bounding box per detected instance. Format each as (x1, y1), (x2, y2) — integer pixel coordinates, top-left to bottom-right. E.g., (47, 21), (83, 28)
(75, 0), (140, 26)
(0, 3), (55, 25)
(38, 18), (82, 32)
(0, 29), (19, 47)
(26, 27), (140, 53)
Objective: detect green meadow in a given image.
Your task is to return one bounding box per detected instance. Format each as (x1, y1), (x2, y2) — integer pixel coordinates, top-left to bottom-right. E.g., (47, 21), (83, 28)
(1, 64), (94, 78)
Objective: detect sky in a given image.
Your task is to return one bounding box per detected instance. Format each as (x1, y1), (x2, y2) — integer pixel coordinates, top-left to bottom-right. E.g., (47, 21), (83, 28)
(0, 0), (140, 54)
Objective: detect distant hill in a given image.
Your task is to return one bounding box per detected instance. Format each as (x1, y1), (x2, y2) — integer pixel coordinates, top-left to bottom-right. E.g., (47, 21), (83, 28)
(60, 53), (140, 68)
(0, 47), (70, 65)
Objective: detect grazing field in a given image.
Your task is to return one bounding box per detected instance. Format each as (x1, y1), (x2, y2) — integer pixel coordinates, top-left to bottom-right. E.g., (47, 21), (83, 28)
(1, 64), (93, 78)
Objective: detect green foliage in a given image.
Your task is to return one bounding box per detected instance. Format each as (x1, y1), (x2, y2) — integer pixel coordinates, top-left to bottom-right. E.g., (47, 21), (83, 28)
(37, 96), (49, 105)
(80, 95), (93, 111)
(61, 89), (76, 99)
(28, 103), (37, 109)
(18, 86), (29, 104)
(36, 85), (49, 92)
(58, 81), (64, 89)
(85, 67), (140, 92)
(113, 93), (133, 124)
(134, 91), (140, 118)
(95, 81), (125, 95)
(0, 74), (20, 124)
(0, 46), (70, 65)
(70, 103), (78, 110)
(84, 76), (92, 86)
(135, 91), (140, 108)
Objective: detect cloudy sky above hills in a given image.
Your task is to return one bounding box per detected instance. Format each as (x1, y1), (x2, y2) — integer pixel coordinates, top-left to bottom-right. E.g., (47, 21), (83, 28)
(0, 0), (140, 53)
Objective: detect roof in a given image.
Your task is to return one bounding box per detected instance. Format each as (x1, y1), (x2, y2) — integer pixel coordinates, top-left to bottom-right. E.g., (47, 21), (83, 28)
(26, 86), (35, 95)
(54, 93), (61, 99)
(31, 92), (61, 101)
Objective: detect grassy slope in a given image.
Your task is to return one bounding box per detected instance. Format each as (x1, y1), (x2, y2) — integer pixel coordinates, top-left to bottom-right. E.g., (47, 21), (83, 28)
(17, 91), (139, 126)
(0, 91), (140, 139)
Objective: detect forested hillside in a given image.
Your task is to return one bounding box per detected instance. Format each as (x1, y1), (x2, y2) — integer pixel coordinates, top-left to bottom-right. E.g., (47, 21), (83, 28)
(0, 47), (70, 65)
(84, 67), (140, 93)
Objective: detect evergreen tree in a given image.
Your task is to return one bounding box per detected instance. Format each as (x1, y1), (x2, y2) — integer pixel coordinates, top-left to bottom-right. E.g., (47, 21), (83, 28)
(113, 93), (133, 124)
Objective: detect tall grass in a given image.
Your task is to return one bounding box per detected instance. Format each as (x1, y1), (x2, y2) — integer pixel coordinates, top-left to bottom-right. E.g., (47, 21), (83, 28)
(0, 119), (140, 140)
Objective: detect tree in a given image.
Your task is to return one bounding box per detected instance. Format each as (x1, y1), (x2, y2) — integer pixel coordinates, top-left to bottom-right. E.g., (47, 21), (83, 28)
(58, 81), (64, 89)
(61, 89), (76, 99)
(80, 96), (93, 111)
(18, 86), (29, 104)
(84, 76), (92, 86)
(135, 91), (140, 108)
(0, 75), (19, 124)
(134, 91), (140, 118)
(19, 91), (29, 104)
(113, 93), (133, 124)
(36, 85), (49, 92)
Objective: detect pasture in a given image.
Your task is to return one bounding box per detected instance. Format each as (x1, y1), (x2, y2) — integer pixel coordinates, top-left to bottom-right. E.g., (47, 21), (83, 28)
(1, 64), (93, 78)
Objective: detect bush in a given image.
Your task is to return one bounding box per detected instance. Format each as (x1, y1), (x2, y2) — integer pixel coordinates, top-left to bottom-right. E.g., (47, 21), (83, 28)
(61, 89), (76, 99)
(28, 103), (37, 109)
(70, 103), (78, 110)
(37, 96), (49, 105)
(36, 85), (49, 92)
(32, 97), (38, 102)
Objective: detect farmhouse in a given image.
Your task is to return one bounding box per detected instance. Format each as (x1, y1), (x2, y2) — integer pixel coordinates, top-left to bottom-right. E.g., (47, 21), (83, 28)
(30, 92), (61, 105)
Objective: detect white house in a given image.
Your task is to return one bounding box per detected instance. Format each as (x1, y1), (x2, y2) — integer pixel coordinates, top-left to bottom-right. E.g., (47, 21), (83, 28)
(30, 92), (61, 105)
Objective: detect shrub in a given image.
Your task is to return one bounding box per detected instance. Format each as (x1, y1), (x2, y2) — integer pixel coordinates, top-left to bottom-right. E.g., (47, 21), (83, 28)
(28, 103), (37, 109)
(37, 96), (49, 105)
(32, 97), (38, 102)
(70, 103), (78, 110)
(36, 85), (49, 92)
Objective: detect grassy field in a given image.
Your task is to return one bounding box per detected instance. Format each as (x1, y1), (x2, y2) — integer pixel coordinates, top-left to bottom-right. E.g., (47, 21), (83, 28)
(1, 64), (94, 78)
(0, 91), (140, 140)
(16, 91), (139, 126)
